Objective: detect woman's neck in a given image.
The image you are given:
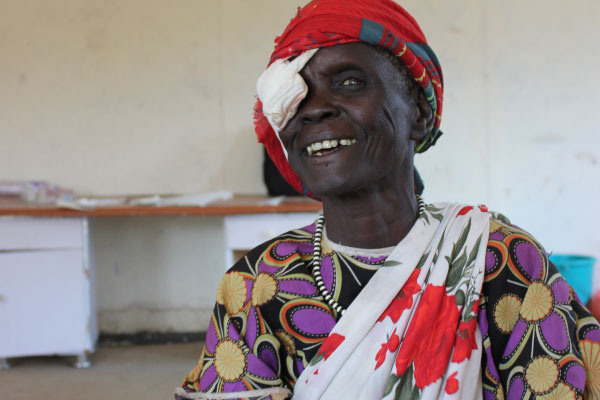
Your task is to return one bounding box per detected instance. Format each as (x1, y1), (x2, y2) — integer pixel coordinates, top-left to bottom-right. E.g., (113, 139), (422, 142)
(321, 183), (420, 249)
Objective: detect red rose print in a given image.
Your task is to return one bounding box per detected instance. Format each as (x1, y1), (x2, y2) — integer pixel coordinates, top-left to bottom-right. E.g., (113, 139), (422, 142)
(471, 299), (480, 314)
(445, 371), (459, 394)
(378, 269), (421, 323)
(478, 204), (488, 212)
(451, 317), (478, 363)
(457, 206), (473, 216)
(395, 285), (461, 389)
(452, 301), (480, 363)
(317, 333), (345, 361)
(387, 330), (400, 352)
(374, 329), (400, 370)
(375, 342), (388, 370)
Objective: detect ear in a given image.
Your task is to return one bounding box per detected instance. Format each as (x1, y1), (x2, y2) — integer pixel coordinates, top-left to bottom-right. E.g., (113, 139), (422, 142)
(410, 89), (434, 142)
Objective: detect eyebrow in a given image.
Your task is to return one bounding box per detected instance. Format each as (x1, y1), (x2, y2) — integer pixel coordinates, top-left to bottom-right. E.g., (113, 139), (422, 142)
(325, 62), (368, 76)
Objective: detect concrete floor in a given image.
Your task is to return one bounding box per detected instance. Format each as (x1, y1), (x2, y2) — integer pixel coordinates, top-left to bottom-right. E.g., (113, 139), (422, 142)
(0, 342), (203, 400)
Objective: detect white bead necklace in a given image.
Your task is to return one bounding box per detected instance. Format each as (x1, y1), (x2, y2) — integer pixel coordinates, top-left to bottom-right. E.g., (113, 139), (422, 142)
(310, 195), (426, 316)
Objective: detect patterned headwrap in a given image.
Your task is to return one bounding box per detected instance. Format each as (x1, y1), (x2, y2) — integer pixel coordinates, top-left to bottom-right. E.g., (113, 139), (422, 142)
(254, 0), (443, 198)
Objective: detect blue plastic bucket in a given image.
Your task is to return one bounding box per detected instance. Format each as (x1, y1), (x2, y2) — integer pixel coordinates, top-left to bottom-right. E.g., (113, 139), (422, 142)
(549, 254), (596, 305)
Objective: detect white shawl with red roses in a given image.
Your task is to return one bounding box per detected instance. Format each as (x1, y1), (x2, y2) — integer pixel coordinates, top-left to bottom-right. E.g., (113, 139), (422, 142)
(293, 203), (490, 400)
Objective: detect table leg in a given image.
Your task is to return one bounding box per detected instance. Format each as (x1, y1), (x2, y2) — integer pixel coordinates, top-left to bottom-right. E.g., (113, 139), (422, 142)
(74, 353), (91, 368)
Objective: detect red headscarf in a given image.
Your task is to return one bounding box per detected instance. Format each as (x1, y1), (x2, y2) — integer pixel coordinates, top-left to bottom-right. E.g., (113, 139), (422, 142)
(254, 0), (443, 198)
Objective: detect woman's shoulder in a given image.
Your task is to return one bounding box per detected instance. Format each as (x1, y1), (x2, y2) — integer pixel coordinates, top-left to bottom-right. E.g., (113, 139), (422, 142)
(487, 213), (548, 268)
(488, 212), (541, 244)
(484, 212), (549, 284)
(427, 201), (546, 257)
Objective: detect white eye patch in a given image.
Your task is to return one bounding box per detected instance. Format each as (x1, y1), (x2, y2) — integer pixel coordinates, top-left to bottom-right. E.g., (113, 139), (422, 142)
(256, 48), (319, 159)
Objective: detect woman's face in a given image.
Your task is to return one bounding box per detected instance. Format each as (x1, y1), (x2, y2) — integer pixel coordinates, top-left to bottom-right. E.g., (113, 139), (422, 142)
(278, 42), (425, 198)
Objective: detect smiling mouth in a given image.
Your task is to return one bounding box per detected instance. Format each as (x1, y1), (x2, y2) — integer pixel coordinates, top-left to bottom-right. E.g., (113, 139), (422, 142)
(305, 138), (357, 157)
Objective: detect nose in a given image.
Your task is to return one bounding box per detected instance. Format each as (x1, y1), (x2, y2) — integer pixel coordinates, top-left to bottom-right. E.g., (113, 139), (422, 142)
(297, 91), (339, 124)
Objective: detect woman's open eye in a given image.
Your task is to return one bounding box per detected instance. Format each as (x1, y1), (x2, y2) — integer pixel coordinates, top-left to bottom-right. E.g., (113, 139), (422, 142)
(341, 78), (362, 86)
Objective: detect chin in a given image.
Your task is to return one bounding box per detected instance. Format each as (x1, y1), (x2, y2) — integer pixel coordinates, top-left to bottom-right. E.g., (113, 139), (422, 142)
(301, 178), (348, 198)
(302, 176), (374, 198)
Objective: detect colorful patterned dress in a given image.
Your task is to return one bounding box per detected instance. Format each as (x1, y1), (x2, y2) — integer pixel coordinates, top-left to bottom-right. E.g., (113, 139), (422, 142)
(176, 210), (600, 399)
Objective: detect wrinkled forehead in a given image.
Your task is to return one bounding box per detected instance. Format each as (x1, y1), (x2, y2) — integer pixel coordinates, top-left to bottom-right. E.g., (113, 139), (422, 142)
(298, 42), (385, 75)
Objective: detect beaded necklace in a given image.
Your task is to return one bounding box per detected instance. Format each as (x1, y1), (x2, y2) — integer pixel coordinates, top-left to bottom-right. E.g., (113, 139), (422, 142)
(311, 195), (426, 316)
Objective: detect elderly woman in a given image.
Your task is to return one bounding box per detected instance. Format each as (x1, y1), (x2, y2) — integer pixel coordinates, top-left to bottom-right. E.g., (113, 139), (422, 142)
(176, 1), (600, 399)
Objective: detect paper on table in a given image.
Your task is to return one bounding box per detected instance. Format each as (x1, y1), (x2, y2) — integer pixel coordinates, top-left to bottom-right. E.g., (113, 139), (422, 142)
(56, 197), (128, 210)
(0, 181), (26, 196)
(128, 191), (234, 207)
(260, 196), (285, 206)
(56, 191), (234, 210)
(128, 195), (161, 206)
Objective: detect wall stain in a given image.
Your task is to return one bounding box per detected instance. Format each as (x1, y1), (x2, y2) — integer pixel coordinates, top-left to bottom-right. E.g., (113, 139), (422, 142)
(574, 152), (598, 165)
(533, 134), (565, 143)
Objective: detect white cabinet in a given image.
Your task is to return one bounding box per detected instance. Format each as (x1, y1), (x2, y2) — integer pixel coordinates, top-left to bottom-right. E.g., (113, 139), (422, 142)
(0, 217), (96, 367)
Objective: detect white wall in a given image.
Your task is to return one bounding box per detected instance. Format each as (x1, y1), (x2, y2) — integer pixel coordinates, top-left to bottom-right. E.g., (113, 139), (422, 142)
(90, 216), (224, 332)
(1, 0), (598, 332)
(0, 0), (292, 195)
(413, 0), (600, 261)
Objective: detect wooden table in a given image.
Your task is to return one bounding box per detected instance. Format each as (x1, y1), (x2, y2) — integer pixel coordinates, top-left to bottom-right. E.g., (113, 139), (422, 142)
(0, 194), (321, 367)
(0, 194), (322, 217)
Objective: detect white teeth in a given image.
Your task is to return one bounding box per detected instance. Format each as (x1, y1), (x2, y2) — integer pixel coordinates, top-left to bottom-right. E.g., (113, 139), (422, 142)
(305, 138), (357, 156)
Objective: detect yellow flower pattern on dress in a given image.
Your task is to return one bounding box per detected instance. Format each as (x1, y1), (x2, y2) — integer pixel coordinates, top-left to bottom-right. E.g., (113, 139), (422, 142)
(214, 339), (246, 382)
(495, 384), (505, 400)
(252, 273), (277, 306)
(494, 294), (521, 333)
(183, 352), (205, 387)
(520, 281), (553, 322)
(525, 356), (559, 393)
(496, 385), (505, 400)
(580, 339), (600, 399)
(217, 271), (247, 315)
(276, 330), (297, 356)
(538, 383), (576, 400)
